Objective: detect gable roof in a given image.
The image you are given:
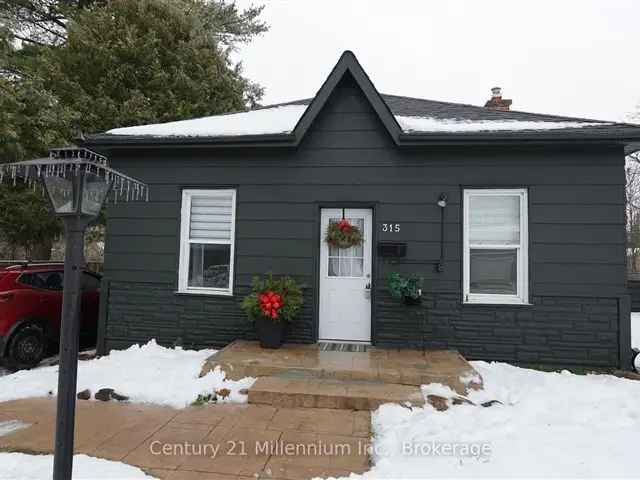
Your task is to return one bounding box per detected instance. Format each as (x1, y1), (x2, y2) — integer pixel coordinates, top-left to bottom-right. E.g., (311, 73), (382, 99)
(290, 51), (402, 144)
(84, 51), (640, 153)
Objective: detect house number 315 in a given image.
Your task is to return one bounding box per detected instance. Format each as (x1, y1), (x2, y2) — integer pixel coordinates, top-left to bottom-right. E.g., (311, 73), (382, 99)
(381, 223), (400, 233)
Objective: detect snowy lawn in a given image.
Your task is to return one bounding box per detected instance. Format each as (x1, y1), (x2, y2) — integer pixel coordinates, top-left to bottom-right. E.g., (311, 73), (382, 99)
(344, 361), (640, 479)
(0, 340), (254, 408)
(0, 453), (156, 479)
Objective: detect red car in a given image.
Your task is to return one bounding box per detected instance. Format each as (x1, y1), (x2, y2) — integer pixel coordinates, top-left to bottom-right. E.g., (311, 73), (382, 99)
(0, 263), (101, 370)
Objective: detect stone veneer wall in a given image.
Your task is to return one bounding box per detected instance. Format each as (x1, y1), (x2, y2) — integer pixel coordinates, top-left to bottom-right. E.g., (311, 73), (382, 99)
(375, 291), (620, 367)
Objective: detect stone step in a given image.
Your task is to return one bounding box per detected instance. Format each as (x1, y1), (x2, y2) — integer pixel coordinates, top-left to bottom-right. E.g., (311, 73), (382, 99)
(201, 340), (482, 396)
(248, 376), (425, 411)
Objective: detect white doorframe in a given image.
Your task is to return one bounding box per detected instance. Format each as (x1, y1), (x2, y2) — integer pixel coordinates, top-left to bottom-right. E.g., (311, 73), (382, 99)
(318, 208), (373, 343)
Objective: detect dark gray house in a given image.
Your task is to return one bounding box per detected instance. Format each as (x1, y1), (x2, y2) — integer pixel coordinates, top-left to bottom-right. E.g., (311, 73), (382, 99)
(85, 51), (640, 369)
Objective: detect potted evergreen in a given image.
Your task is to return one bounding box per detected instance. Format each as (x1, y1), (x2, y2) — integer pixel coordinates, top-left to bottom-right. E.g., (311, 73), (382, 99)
(388, 272), (423, 305)
(241, 273), (303, 348)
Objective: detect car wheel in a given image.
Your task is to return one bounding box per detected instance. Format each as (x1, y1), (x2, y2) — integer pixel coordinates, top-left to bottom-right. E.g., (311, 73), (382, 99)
(6, 323), (46, 370)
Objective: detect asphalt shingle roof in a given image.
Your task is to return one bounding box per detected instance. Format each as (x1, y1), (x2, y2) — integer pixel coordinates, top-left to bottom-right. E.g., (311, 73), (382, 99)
(268, 93), (616, 128)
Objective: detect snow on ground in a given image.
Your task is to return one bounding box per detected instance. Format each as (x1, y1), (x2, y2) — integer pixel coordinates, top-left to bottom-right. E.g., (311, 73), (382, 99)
(340, 361), (640, 479)
(396, 116), (608, 133)
(0, 453), (156, 479)
(107, 104), (308, 137)
(0, 340), (254, 408)
(106, 103), (608, 138)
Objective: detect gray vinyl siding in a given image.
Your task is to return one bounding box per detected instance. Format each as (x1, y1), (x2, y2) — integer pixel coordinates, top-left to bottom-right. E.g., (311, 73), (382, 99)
(99, 74), (628, 367)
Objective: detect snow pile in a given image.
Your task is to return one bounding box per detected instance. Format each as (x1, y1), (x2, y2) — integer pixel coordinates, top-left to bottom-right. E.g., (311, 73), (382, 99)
(0, 453), (156, 479)
(0, 340), (254, 408)
(343, 361), (640, 478)
(396, 115), (607, 133)
(421, 383), (458, 398)
(107, 104), (308, 137)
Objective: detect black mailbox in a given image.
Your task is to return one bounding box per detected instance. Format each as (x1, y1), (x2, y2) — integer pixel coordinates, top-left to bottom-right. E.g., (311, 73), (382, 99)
(377, 242), (407, 258)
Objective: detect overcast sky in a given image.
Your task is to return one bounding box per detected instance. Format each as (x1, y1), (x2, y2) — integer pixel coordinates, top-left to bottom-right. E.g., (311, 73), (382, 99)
(233, 0), (639, 122)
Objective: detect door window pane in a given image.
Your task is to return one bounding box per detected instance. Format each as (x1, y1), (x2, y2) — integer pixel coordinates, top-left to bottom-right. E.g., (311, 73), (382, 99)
(469, 195), (520, 244)
(339, 258), (352, 277)
(327, 217), (364, 277)
(351, 258), (363, 276)
(188, 244), (231, 289)
(469, 249), (517, 295)
(328, 258), (339, 276)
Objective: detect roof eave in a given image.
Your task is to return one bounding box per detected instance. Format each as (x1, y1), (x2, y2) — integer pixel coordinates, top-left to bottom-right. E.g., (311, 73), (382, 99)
(82, 129), (640, 151)
(398, 130), (640, 148)
(82, 132), (297, 148)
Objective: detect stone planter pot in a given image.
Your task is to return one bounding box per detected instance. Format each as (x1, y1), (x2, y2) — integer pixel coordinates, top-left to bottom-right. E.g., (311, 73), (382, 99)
(255, 315), (286, 349)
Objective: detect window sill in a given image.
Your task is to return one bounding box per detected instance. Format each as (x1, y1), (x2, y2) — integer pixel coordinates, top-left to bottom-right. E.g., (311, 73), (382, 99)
(174, 290), (233, 297)
(463, 300), (532, 308)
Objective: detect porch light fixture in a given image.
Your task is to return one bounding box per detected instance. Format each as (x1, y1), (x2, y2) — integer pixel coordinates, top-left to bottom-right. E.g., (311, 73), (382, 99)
(0, 147), (148, 480)
(436, 193), (447, 272)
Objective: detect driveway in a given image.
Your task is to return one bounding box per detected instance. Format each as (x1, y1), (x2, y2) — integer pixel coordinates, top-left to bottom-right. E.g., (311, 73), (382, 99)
(0, 398), (370, 480)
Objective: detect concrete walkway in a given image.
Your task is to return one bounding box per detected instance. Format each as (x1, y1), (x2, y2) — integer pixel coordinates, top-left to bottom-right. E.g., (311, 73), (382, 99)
(0, 398), (370, 479)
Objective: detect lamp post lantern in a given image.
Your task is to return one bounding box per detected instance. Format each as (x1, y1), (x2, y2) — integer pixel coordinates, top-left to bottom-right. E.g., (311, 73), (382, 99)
(0, 147), (148, 480)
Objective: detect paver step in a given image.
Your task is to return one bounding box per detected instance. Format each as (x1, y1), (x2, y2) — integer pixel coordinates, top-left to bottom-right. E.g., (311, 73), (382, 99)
(201, 340), (483, 396)
(248, 376), (425, 411)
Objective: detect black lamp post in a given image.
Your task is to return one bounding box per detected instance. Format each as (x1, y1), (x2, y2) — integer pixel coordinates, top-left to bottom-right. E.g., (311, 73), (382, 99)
(0, 147), (147, 480)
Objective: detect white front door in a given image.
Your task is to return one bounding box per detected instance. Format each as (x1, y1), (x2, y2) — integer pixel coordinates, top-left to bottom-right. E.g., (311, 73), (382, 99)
(319, 208), (372, 343)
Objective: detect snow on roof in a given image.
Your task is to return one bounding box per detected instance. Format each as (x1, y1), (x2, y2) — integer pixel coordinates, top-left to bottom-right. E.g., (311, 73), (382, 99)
(396, 115), (610, 133)
(106, 104), (308, 137)
(106, 104), (611, 137)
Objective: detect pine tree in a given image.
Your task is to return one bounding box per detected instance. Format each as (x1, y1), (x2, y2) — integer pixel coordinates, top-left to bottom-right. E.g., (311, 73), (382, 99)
(0, 0), (267, 258)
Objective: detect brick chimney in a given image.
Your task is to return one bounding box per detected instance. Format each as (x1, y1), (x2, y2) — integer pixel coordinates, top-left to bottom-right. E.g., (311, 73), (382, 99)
(484, 87), (512, 111)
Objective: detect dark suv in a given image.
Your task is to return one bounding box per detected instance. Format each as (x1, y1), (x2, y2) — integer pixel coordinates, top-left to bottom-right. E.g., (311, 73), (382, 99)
(0, 263), (100, 369)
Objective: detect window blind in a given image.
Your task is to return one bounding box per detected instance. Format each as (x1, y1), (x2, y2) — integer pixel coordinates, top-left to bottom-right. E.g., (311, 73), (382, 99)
(189, 193), (234, 241)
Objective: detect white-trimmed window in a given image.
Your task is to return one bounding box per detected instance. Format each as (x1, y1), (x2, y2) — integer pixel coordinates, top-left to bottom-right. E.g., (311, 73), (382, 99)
(178, 189), (236, 295)
(463, 188), (528, 304)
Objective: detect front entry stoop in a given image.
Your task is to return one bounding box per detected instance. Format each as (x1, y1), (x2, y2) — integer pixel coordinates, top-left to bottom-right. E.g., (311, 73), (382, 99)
(203, 340), (484, 411)
(201, 340), (483, 397)
(248, 375), (425, 411)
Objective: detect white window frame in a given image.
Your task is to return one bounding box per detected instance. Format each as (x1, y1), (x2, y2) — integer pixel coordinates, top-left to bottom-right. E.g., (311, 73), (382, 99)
(463, 188), (528, 305)
(178, 189), (236, 296)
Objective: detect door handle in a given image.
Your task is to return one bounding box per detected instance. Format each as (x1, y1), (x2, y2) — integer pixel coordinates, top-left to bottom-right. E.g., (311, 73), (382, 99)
(365, 282), (371, 290)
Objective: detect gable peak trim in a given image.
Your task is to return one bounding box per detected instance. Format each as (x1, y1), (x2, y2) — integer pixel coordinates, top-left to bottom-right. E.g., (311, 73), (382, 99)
(291, 50), (402, 145)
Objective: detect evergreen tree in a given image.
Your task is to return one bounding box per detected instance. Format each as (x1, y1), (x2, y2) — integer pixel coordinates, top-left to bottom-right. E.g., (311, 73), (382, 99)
(0, 0), (267, 258)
